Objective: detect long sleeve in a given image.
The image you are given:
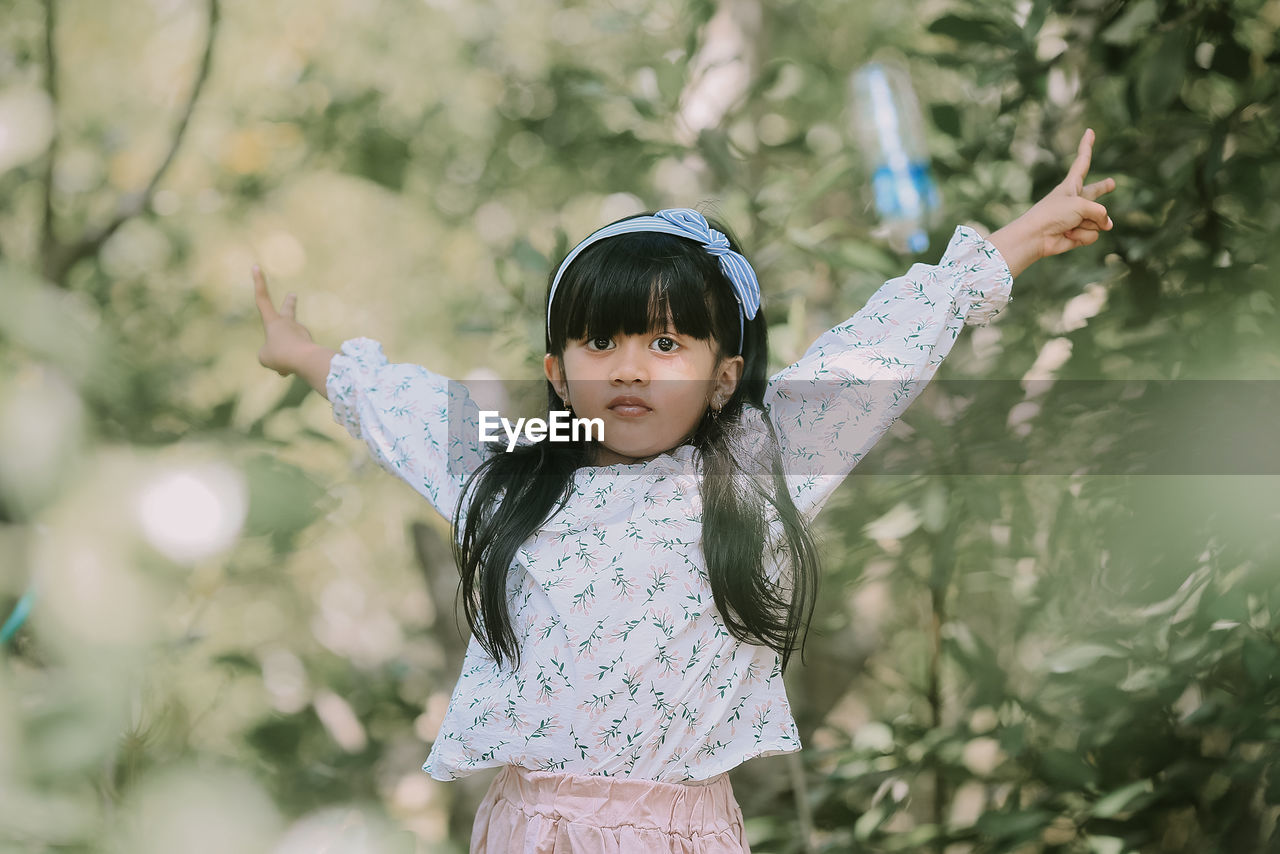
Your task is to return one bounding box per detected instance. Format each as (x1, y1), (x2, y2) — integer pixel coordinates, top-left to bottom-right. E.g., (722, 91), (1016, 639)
(762, 225), (1014, 522)
(326, 337), (493, 523)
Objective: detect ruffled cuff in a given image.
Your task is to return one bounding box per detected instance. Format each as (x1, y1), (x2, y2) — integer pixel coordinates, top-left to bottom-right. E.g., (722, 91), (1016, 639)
(325, 336), (387, 440)
(938, 225), (1015, 327)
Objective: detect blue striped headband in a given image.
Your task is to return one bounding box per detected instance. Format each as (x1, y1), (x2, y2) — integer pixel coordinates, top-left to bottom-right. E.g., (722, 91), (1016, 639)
(546, 208), (762, 356)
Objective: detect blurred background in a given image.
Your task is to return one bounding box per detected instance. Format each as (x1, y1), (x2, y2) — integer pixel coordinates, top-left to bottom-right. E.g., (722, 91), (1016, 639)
(1, 0), (1278, 851)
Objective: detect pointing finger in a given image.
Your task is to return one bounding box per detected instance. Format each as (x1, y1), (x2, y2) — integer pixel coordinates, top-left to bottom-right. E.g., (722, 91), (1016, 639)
(1066, 128), (1095, 188)
(282, 293), (297, 320)
(252, 266), (279, 323)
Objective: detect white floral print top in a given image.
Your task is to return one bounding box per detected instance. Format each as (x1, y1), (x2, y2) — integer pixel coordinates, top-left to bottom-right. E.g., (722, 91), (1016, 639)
(326, 225), (1013, 783)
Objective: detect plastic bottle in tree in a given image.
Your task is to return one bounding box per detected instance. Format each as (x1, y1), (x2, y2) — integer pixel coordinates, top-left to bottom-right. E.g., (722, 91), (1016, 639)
(848, 60), (941, 253)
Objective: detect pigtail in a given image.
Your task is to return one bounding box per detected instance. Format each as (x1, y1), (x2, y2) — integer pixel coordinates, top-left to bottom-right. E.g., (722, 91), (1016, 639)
(693, 328), (824, 674)
(452, 435), (588, 672)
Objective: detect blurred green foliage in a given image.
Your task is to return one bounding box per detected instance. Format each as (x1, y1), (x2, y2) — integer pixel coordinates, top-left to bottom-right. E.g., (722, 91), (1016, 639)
(0, 0), (1277, 852)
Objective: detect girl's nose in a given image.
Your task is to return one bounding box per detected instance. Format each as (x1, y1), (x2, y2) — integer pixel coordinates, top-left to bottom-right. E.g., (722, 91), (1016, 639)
(609, 340), (649, 384)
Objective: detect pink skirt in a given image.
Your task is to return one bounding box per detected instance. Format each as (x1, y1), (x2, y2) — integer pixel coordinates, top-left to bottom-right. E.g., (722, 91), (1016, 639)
(470, 764), (752, 853)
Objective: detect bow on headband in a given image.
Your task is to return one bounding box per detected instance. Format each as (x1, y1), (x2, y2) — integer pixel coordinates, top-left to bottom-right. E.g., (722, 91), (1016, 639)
(546, 208), (762, 356)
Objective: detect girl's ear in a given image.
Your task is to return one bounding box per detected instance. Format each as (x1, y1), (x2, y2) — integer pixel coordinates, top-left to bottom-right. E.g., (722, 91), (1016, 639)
(543, 354), (566, 398)
(714, 354), (744, 403)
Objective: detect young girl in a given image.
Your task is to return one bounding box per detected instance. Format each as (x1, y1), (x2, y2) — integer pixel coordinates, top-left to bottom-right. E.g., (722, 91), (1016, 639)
(254, 130), (1114, 852)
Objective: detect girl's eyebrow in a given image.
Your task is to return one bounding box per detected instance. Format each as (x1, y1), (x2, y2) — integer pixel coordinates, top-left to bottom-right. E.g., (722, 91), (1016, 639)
(576, 326), (680, 340)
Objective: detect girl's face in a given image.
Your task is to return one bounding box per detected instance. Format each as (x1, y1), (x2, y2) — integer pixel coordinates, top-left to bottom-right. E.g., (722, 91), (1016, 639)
(544, 320), (743, 467)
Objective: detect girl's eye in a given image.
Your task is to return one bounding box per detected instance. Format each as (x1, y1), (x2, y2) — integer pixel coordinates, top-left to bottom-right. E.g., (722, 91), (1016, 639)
(582, 336), (680, 352)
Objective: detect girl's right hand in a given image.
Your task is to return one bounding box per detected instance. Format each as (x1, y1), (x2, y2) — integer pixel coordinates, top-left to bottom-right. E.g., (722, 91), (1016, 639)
(253, 266), (314, 377)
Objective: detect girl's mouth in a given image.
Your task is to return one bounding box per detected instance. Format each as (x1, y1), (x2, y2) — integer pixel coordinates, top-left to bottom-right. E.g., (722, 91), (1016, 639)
(607, 395), (652, 417)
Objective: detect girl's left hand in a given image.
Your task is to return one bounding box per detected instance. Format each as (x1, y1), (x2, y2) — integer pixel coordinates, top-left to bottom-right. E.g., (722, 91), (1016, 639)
(989, 128), (1117, 278)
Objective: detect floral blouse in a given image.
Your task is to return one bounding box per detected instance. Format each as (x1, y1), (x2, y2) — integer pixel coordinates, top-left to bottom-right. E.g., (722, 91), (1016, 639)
(325, 225), (1013, 783)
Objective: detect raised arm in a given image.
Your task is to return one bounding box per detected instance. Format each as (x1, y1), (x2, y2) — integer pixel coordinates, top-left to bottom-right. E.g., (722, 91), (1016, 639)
(760, 128), (1116, 522)
(252, 266), (492, 522)
(762, 225), (1013, 522)
(325, 338), (495, 522)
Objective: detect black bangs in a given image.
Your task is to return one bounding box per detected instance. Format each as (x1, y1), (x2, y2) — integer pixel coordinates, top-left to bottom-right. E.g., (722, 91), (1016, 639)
(546, 228), (739, 358)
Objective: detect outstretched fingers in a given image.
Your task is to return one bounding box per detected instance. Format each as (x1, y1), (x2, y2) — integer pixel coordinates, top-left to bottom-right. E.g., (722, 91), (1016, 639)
(253, 266), (300, 322)
(253, 266), (278, 324)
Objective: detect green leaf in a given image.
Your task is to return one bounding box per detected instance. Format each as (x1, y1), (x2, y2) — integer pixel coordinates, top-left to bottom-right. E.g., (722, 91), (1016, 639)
(1210, 38), (1252, 81)
(246, 715), (304, 760)
(511, 238), (548, 274)
(247, 376), (314, 436)
(1137, 32), (1188, 113)
(212, 652), (261, 673)
(208, 394), (239, 430)
(697, 128), (738, 185)
(1023, 0), (1049, 40)
(346, 125), (410, 191)
(999, 722), (1027, 757)
(0, 261), (113, 390)
(864, 501), (922, 541)
(792, 153), (855, 209)
(1091, 779), (1154, 818)
(1242, 635), (1278, 690)
(853, 803), (888, 840)
(835, 241), (901, 277)
(920, 482), (948, 533)
(881, 824), (942, 849)
(1045, 643), (1128, 673)
(1101, 0), (1158, 46)
(1134, 565), (1211, 622)
(1266, 765), (1280, 805)
(654, 58), (685, 106)
(975, 809), (1053, 842)
(1180, 694), (1223, 726)
(931, 104), (962, 138)
(242, 454), (329, 553)
(1038, 747), (1098, 788)
(928, 14), (1012, 46)
(1119, 665), (1169, 693)
(1088, 838), (1126, 854)
(628, 94), (658, 119)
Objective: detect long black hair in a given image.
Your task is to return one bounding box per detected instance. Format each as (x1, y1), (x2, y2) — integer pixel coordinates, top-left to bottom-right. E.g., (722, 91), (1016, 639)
(451, 211), (823, 673)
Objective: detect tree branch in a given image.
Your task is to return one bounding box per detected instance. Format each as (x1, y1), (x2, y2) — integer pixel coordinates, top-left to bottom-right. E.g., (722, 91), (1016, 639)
(38, 0), (59, 279)
(44, 0), (221, 286)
